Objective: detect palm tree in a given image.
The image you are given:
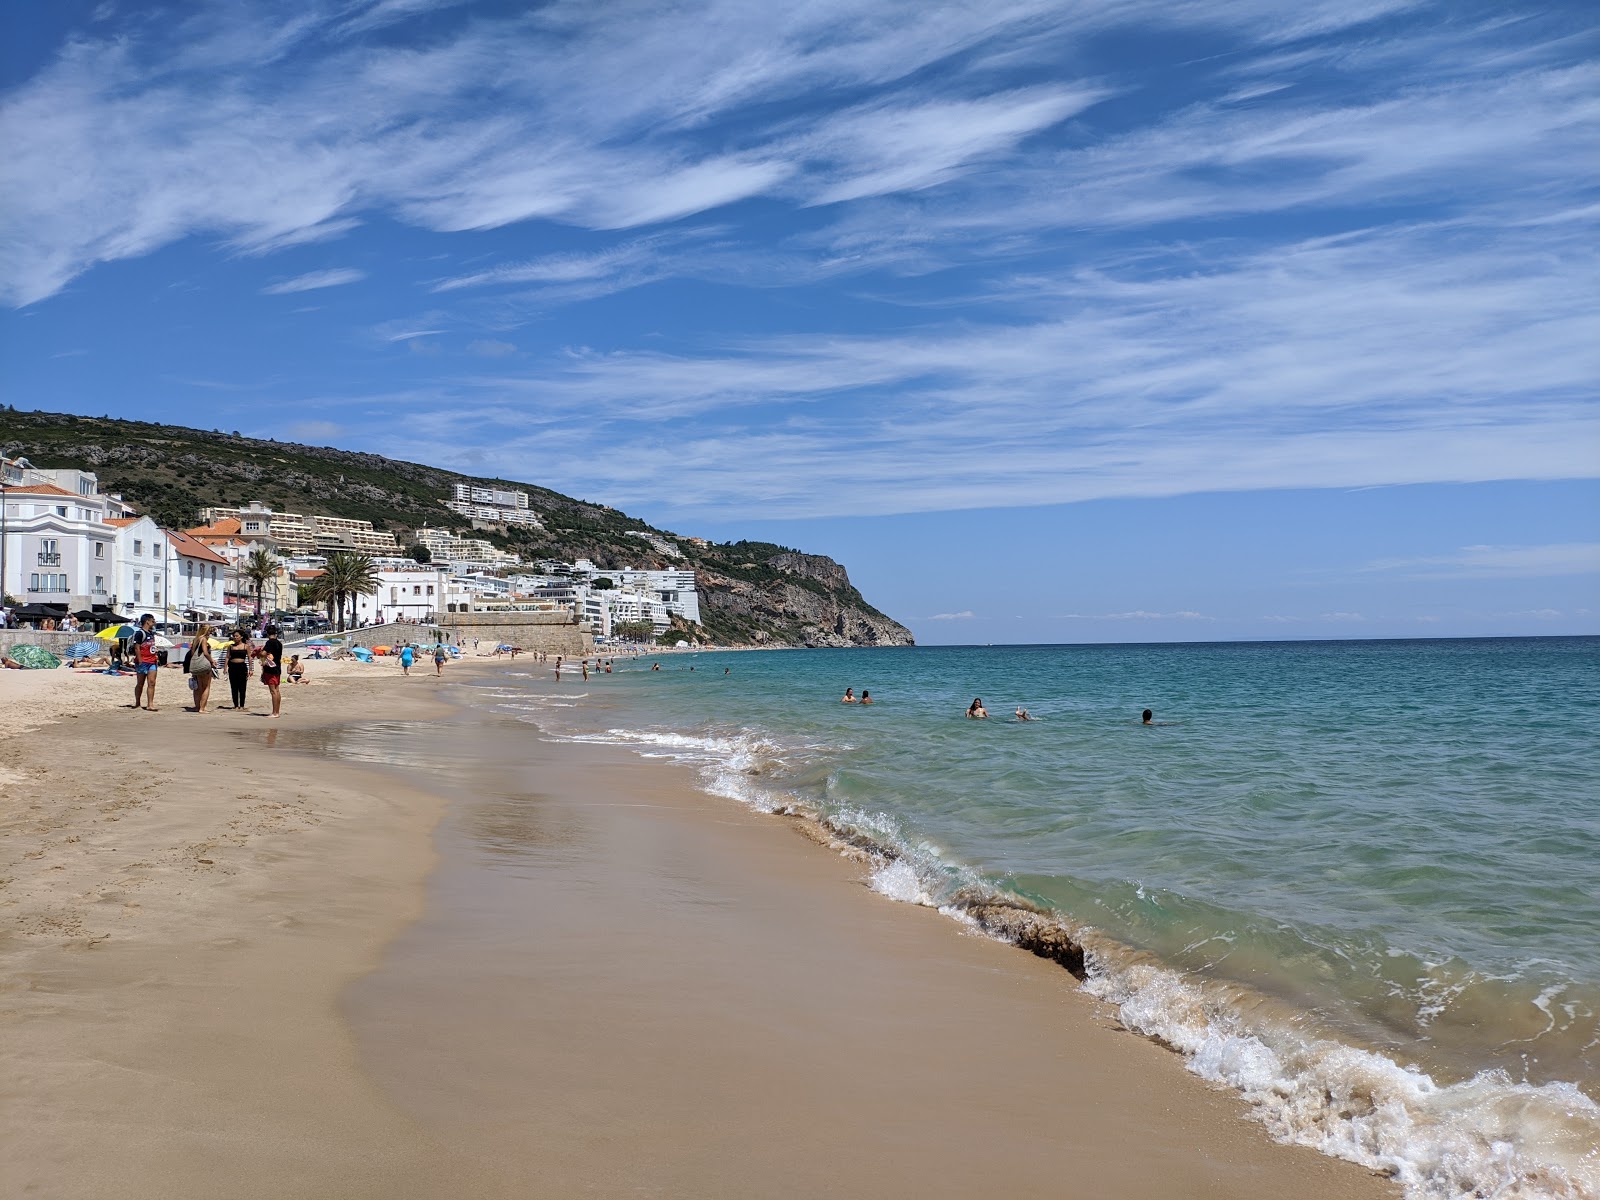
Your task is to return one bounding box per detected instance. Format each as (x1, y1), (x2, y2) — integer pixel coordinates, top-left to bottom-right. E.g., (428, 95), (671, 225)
(242, 548), (281, 617)
(311, 551), (379, 631)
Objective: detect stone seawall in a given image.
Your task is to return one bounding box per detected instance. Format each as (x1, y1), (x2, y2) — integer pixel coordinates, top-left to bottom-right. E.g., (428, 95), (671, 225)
(439, 612), (594, 656)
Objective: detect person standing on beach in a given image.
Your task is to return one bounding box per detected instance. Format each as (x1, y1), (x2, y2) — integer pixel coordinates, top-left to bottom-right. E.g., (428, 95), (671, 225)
(225, 630), (251, 710)
(261, 625), (284, 718)
(131, 614), (161, 711)
(433, 644), (447, 676)
(186, 623), (217, 713)
(399, 643), (414, 676)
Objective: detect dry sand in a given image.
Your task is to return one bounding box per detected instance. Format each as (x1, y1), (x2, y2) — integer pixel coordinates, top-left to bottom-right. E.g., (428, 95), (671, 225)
(2, 659), (1400, 1198)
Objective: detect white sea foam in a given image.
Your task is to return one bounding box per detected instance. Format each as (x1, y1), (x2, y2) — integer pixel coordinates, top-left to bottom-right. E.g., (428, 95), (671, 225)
(1082, 954), (1600, 1200)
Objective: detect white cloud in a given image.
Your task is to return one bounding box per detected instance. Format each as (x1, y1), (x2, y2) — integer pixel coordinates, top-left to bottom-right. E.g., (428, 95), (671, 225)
(926, 610), (975, 620)
(261, 267), (366, 294)
(1361, 543), (1600, 579)
(1056, 611), (1212, 620)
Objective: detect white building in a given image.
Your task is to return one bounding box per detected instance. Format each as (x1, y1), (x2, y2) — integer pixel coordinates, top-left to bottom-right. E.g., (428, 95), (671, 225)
(579, 586), (671, 639)
(443, 483), (542, 528)
(165, 530), (231, 623)
(0, 476), (120, 620)
(347, 566), (448, 626)
(106, 516), (170, 616)
(412, 527), (520, 569)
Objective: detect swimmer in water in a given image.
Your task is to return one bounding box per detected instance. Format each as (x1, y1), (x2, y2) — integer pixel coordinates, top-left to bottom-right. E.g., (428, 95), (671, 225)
(967, 698), (988, 719)
(1142, 709), (1153, 725)
(860, 690), (873, 705)
(841, 687), (857, 703)
(1015, 707), (1034, 721)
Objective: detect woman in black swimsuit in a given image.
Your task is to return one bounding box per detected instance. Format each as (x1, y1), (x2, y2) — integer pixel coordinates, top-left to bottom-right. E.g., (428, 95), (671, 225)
(225, 629), (252, 710)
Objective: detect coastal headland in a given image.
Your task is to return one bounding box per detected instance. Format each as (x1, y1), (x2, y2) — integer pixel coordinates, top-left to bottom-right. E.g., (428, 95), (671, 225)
(1, 658), (1396, 1198)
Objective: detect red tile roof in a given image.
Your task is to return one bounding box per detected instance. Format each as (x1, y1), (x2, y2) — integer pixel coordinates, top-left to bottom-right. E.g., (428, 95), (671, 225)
(166, 529), (229, 565)
(106, 517), (141, 527)
(3, 482), (78, 497)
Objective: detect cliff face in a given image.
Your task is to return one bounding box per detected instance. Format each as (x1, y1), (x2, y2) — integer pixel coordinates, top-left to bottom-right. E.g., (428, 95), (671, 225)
(694, 553), (914, 648)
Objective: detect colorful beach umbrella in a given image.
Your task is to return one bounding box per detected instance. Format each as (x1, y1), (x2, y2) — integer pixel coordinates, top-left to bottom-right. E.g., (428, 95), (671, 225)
(6, 644), (62, 669)
(97, 624), (136, 641)
(66, 639), (101, 659)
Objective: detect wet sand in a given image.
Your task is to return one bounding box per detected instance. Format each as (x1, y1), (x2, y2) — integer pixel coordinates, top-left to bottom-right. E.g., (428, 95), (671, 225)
(2, 661), (1399, 1197)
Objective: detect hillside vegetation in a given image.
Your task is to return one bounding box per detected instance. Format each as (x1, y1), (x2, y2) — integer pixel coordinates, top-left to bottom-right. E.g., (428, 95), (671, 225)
(0, 409), (913, 648)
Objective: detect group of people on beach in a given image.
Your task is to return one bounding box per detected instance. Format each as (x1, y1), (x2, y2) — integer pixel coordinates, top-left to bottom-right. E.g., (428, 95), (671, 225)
(126, 614), (286, 718)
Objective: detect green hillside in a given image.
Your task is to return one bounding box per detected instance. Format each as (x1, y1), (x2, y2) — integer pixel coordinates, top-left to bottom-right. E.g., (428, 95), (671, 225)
(0, 409), (913, 648)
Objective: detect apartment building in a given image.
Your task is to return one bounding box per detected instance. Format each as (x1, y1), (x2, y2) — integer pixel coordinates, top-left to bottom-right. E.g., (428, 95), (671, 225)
(412, 526), (519, 569)
(443, 482), (543, 528)
(199, 502), (401, 556)
(165, 530), (230, 620)
(0, 477), (119, 617)
(346, 566), (448, 625)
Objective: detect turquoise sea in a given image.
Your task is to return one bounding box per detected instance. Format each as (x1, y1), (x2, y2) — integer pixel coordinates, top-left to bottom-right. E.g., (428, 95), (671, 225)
(476, 637), (1600, 1199)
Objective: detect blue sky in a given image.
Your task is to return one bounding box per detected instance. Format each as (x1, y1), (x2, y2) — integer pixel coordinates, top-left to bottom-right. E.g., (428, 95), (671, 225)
(1, 0), (1595, 644)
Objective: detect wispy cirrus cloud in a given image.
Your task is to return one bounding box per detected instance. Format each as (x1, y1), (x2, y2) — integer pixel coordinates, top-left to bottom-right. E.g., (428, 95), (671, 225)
(1360, 543), (1600, 579)
(926, 610), (975, 620)
(261, 267), (366, 294)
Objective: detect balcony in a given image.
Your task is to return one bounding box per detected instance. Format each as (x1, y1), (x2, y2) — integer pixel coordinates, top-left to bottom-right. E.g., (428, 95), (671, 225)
(37, 552), (61, 565)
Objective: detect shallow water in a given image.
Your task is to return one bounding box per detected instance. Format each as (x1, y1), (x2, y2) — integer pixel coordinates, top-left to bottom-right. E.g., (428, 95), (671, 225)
(477, 638), (1600, 1200)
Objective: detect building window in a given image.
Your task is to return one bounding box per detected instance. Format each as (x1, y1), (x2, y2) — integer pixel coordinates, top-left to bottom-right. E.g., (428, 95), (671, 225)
(94, 542), (105, 558)
(134, 540), (143, 555)
(94, 575), (105, 593)
(56, 505), (68, 517)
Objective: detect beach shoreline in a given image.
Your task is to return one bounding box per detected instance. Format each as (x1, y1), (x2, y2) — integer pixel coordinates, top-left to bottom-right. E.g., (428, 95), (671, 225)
(3, 657), (1398, 1198)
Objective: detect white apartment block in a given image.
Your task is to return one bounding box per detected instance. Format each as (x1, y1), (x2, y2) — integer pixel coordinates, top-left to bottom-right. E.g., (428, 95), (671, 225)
(1, 475), (119, 615)
(444, 483), (542, 528)
(413, 527), (519, 568)
(580, 586), (671, 639)
(200, 502), (401, 556)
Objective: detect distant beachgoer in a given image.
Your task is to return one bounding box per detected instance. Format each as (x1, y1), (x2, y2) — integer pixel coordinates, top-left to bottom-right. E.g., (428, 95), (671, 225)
(225, 629), (251, 709)
(967, 698), (988, 719)
(860, 690), (873, 705)
(434, 645), (447, 676)
(399, 644), (415, 675)
(131, 613), (161, 711)
(1015, 707), (1034, 721)
(1, 655), (22, 669)
(841, 687), (856, 704)
(261, 626), (284, 717)
(1142, 709), (1153, 725)
(287, 655), (307, 684)
(582, 662), (589, 681)
(652, 662), (660, 671)
(724, 667), (730, 676)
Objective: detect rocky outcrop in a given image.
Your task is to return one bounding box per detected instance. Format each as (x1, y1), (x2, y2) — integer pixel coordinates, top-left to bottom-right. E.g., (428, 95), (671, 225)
(695, 553), (914, 648)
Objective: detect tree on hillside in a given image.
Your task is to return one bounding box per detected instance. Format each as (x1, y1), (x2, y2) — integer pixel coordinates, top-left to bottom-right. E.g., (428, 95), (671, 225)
(242, 548), (281, 617)
(405, 542), (432, 563)
(305, 551), (379, 631)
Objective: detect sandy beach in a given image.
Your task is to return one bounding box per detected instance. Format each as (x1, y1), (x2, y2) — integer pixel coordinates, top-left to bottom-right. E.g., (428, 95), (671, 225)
(1, 657), (1399, 1198)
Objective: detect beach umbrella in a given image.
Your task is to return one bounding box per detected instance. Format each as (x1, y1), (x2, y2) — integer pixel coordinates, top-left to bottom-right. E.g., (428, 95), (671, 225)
(66, 639), (101, 659)
(154, 635), (176, 650)
(6, 644), (62, 669)
(97, 624), (136, 641)
(350, 647), (374, 661)
(305, 640), (333, 649)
